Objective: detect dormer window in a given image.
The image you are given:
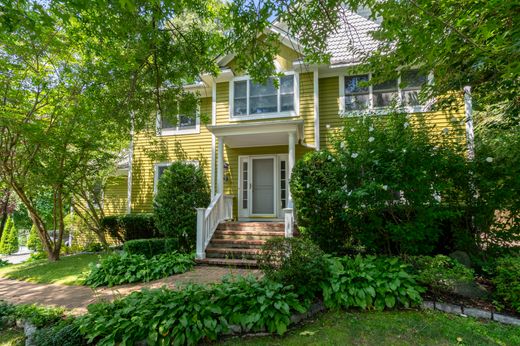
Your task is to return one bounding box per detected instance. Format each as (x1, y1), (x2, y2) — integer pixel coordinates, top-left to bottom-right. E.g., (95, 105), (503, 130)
(231, 73), (297, 120)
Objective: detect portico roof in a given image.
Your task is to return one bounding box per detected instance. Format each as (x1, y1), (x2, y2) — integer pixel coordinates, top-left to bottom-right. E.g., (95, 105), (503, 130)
(206, 119), (304, 148)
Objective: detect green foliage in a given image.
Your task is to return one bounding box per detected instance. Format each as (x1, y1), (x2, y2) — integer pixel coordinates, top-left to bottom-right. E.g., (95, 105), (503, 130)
(291, 114), (467, 255)
(13, 304), (64, 328)
(0, 300), (16, 329)
(78, 276), (306, 345)
(83, 242), (104, 253)
(123, 238), (180, 258)
(321, 255), (424, 310)
(84, 252), (194, 287)
(290, 151), (350, 253)
(0, 216), (13, 254)
(153, 162), (210, 251)
(405, 255), (474, 295)
(0, 259), (9, 267)
(27, 252), (47, 262)
(33, 318), (87, 346)
(0, 217), (19, 255)
(101, 214), (159, 242)
(492, 256), (520, 313)
(258, 237), (326, 300)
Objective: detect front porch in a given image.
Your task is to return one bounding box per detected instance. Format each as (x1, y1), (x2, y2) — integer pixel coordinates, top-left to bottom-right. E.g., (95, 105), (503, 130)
(195, 120), (305, 261)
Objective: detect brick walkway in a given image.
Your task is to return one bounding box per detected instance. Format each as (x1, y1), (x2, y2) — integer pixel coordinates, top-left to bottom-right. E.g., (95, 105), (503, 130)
(0, 266), (260, 314)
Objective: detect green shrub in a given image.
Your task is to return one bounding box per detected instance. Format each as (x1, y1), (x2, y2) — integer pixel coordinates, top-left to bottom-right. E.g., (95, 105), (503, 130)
(27, 224), (42, 251)
(83, 242), (104, 253)
(405, 255), (474, 295)
(291, 114), (468, 255)
(153, 162), (210, 251)
(78, 276), (306, 345)
(0, 216), (18, 254)
(0, 216), (13, 254)
(101, 213), (159, 242)
(321, 255), (424, 310)
(27, 251), (47, 262)
(33, 318), (86, 346)
(123, 237), (179, 258)
(0, 259), (9, 267)
(290, 151), (350, 254)
(258, 237), (326, 300)
(84, 252), (194, 287)
(14, 304), (64, 328)
(493, 256), (520, 313)
(0, 300), (16, 329)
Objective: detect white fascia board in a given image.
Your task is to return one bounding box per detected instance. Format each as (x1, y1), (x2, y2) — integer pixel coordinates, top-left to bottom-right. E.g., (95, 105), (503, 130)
(207, 119), (304, 139)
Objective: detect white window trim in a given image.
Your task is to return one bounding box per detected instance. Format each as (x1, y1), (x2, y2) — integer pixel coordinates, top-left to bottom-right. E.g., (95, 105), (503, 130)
(157, 105), (201, 136)
(153, 160), (199, 194)
(339, 71), (433, 117)
(229, 72), (299, 121)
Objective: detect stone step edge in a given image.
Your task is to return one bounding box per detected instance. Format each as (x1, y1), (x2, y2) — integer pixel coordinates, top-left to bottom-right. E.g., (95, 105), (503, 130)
(195, 258), (258, 268)
(421, 300), (520, 326)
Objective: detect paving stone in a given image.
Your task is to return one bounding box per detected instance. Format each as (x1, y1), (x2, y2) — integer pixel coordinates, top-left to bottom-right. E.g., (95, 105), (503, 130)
(0, 266), (260, 314)
(435, 302), (462, 314)
(464, 307), (492, 320)
(493, 313), (520, 326)
(422, 301), (435, 310)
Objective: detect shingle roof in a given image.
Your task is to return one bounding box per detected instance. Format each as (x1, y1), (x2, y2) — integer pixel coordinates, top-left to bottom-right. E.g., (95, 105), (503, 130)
(326, 11), (380, 65)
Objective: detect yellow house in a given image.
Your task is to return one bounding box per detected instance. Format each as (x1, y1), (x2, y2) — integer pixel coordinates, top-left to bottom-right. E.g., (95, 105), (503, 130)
(104, 11), (468, 264)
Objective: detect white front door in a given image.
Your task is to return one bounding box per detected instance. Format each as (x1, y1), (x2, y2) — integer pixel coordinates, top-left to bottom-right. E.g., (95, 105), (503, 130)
(238, 154), (288, 219)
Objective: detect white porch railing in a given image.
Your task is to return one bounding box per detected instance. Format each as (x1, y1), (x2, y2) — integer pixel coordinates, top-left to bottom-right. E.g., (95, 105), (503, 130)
(196, 193), (233, 259)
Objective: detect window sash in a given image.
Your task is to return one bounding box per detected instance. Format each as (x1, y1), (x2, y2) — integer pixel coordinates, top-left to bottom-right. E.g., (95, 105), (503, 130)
(343, 70), (426, 111)
(233, 75), (295, 116)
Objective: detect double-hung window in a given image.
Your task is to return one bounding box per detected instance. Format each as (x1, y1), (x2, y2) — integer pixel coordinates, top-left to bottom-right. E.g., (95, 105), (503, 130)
(232, 74), (296, 119)
(341, 70), (428, 114)
(159, 103), (199, 135)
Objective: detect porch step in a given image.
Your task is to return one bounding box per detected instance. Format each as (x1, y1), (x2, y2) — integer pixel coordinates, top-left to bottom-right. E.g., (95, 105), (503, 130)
(195, 258), (258, 268)
(213, 230), (284, 240)
(210, 238), (267, 248)
(199, 222), (286, 267)
(206, 247), (262, 260)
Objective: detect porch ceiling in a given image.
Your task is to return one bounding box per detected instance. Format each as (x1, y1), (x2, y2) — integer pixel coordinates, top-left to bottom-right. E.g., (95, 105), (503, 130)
(206, 119), (304, 148)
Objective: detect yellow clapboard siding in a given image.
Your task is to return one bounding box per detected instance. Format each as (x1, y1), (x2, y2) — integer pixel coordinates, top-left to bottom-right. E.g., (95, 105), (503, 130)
(130, 97), (213, 213)
(103, 175), (128, 215)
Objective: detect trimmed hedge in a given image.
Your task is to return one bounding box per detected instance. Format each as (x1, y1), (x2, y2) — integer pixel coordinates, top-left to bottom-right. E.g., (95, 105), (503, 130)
(123, 238), (180, 258)
(101, 214), (160, 242)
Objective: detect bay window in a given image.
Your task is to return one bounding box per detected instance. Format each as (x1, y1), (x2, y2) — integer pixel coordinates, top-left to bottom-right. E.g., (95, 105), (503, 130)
(232, 74), (296, 118)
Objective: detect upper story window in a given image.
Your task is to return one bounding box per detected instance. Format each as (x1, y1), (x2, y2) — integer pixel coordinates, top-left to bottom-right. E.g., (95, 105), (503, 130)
(341, 70), (429, 114)
(231, 73), (297, 120)
(158, 103), (200, 136)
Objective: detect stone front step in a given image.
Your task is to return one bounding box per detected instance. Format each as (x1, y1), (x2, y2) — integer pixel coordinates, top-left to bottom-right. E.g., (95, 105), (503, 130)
(199, 222), (285, 267)
(195, 258), (258, 268)
(212, 230), (284, 240)
(205, 247), (262, 260)
(209, 238), (267, 249)
(217, 222), (284, 232)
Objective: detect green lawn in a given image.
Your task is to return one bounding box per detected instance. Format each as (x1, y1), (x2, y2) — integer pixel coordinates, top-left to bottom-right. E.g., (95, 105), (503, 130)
(219, 310), (520, 346)
(0, 253), (108, 285)
(0, 328), (24, 346)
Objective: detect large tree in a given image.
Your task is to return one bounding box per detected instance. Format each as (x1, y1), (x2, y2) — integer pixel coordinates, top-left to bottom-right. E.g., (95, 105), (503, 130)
(226, 0), (519, 118)
(0, 0), (232, 260)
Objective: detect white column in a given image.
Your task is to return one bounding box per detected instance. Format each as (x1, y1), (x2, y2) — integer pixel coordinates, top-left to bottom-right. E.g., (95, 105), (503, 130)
(288, 131), (296, 207)
(464, 86), (475, 161)
(217, 136), (224, 194)
(196, 208), (206, 259)
(210, 80), (217, 197)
